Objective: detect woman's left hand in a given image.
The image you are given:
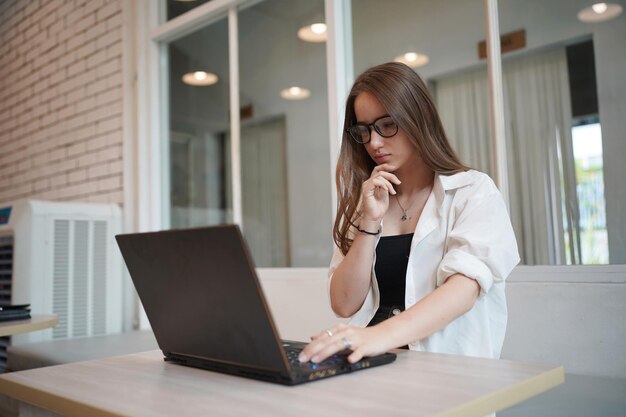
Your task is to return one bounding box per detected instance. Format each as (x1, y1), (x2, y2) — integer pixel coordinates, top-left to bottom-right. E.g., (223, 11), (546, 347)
(298, 323), (393, 364)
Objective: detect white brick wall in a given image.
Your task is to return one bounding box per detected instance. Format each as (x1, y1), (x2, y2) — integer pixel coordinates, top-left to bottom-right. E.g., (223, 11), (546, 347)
(0, 0), (124, 205)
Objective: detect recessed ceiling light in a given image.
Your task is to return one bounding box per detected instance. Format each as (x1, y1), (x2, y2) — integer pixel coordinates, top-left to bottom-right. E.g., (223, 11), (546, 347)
(297, 23), (327, 42)
(280, 86), (311, 100)
(311, 23), (326, 34)
(393, 52), (430, 68)
(593, 2), (608, 13)
(182, 71), (218, 86)
(577, 2), (623, 22)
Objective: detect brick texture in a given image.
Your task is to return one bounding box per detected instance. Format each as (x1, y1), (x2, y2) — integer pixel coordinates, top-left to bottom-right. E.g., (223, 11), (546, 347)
(0, 0), (124, 205)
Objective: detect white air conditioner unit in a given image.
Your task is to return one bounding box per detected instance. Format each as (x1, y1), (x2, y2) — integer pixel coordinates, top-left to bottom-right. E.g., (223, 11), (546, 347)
(0, 200), (123, 346)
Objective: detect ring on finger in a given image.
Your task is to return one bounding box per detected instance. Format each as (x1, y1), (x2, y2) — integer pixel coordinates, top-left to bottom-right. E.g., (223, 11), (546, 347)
(325, 329), (333, 337)
(342, 337), (353, 350)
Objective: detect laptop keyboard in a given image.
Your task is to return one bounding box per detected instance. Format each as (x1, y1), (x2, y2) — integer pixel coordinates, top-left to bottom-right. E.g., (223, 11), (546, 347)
(282, 341), (347, 371)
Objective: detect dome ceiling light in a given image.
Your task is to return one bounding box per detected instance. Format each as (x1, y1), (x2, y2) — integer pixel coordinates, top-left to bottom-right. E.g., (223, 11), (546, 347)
(577, 2), (623, 22)
(182, 71), (218, 86)
(393, 52), (430, 68)
(280, 86), (311, 100)
(297, 23), (327, 42)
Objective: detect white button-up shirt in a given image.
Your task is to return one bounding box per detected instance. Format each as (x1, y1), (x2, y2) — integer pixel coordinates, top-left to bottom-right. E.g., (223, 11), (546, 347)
(329, 170), (520, 359)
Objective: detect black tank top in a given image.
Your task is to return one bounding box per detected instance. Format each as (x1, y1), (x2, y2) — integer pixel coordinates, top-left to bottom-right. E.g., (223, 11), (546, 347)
(375, 233), (413, 308)
(367, 233), (413, 348)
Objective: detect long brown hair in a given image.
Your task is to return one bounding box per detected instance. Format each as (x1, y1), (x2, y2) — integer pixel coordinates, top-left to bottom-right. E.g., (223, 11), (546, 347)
(333, 62), (469, 255)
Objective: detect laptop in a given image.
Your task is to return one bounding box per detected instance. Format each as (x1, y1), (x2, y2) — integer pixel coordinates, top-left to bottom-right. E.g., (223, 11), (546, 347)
(115, 225), (396, 385)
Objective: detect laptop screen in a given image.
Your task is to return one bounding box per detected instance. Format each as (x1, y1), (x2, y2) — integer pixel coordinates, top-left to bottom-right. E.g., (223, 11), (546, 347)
(116, 225), (289, 373)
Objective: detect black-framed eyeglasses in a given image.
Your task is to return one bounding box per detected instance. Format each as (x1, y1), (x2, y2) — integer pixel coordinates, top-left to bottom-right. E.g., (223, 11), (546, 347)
(346, 115), (399, 144)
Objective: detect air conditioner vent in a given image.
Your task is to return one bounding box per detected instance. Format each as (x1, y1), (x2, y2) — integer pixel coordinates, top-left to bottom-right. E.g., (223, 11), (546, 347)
(51, 219), (116, 339)
(52, 220), (70, 339)
(0, 200), (123, 346)
(92, 221), (107, 335)
(0, 236), (12, 305)
(0, 235), (13, 372)
(72, 220), (89, 338)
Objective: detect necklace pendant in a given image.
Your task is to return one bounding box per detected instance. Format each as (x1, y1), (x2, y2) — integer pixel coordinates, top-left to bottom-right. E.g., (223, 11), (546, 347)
(401, 211), (408, 221)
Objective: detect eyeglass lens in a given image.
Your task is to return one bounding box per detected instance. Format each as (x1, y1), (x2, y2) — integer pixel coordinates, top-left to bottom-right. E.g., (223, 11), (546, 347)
(349, 116), (397, 143)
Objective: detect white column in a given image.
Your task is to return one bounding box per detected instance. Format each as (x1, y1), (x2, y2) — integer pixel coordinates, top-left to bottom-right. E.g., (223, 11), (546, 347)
(229, 6), (243, 226)
(135, 0), (164, 233)
(325, 0), (354, 223)
(484, 0), (509, 208)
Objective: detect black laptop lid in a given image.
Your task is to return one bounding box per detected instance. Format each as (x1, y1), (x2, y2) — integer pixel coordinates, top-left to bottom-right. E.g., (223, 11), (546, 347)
(116, 225), (289, 374)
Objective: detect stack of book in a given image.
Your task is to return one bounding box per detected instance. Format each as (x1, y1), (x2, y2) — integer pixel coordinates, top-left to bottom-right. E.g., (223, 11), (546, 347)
(0, 304), (31, 322)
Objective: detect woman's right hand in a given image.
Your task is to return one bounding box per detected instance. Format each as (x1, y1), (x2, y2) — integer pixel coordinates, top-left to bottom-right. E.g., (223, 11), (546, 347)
(360, 164), (401, 224)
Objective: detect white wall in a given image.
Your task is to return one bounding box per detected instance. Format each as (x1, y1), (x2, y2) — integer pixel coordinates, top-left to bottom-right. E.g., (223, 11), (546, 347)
(503, 266), (626, 378)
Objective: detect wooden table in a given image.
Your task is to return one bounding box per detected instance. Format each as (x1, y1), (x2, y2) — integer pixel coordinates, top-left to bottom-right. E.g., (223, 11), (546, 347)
(0, 315), (58, 337)
(0, 349), (563, 417)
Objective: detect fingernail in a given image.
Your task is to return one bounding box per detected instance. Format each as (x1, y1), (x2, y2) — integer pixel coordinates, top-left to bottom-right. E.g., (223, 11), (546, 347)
(311, 355), (320, 363)
(298, 353), (307, 362)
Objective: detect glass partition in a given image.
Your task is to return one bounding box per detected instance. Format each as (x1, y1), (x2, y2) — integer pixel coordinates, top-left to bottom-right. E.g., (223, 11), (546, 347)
(352, 0), (493, 176)
(162, 0), (625, 266)
(499, 0), (626, 264)
(164, 1), (332, 267)
(351, 0), (626, 264)
(238, 0), (331, 267)
(167, 16), (232, 229)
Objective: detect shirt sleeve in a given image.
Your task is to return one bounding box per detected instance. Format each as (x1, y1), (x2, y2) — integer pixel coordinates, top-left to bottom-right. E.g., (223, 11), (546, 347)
(436, 176), (520, 296)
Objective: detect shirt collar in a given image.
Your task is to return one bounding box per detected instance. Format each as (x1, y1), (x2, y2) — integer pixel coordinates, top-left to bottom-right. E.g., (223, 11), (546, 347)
(436, 170), (476, 191)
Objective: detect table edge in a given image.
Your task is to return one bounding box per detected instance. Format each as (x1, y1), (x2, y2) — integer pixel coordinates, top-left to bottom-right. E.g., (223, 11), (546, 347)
(0, 315), (58, 337)
(435, 365), (565, 417)
(0, 376), (127, 417)
(0, 356), (565, 417)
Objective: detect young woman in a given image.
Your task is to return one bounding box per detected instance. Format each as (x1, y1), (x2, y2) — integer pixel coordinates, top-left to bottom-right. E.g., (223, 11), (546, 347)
(299, 62), (519, 365)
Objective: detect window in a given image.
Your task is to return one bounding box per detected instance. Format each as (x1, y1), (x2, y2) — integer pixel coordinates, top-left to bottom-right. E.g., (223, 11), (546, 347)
(141, 0), (626, 269)
(498, 0), (625, 264)
(237, 0), (331, 267)
(571, 120), (608, 264)
(167, 16), (232, 229)
(158, 0), (332, 267)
